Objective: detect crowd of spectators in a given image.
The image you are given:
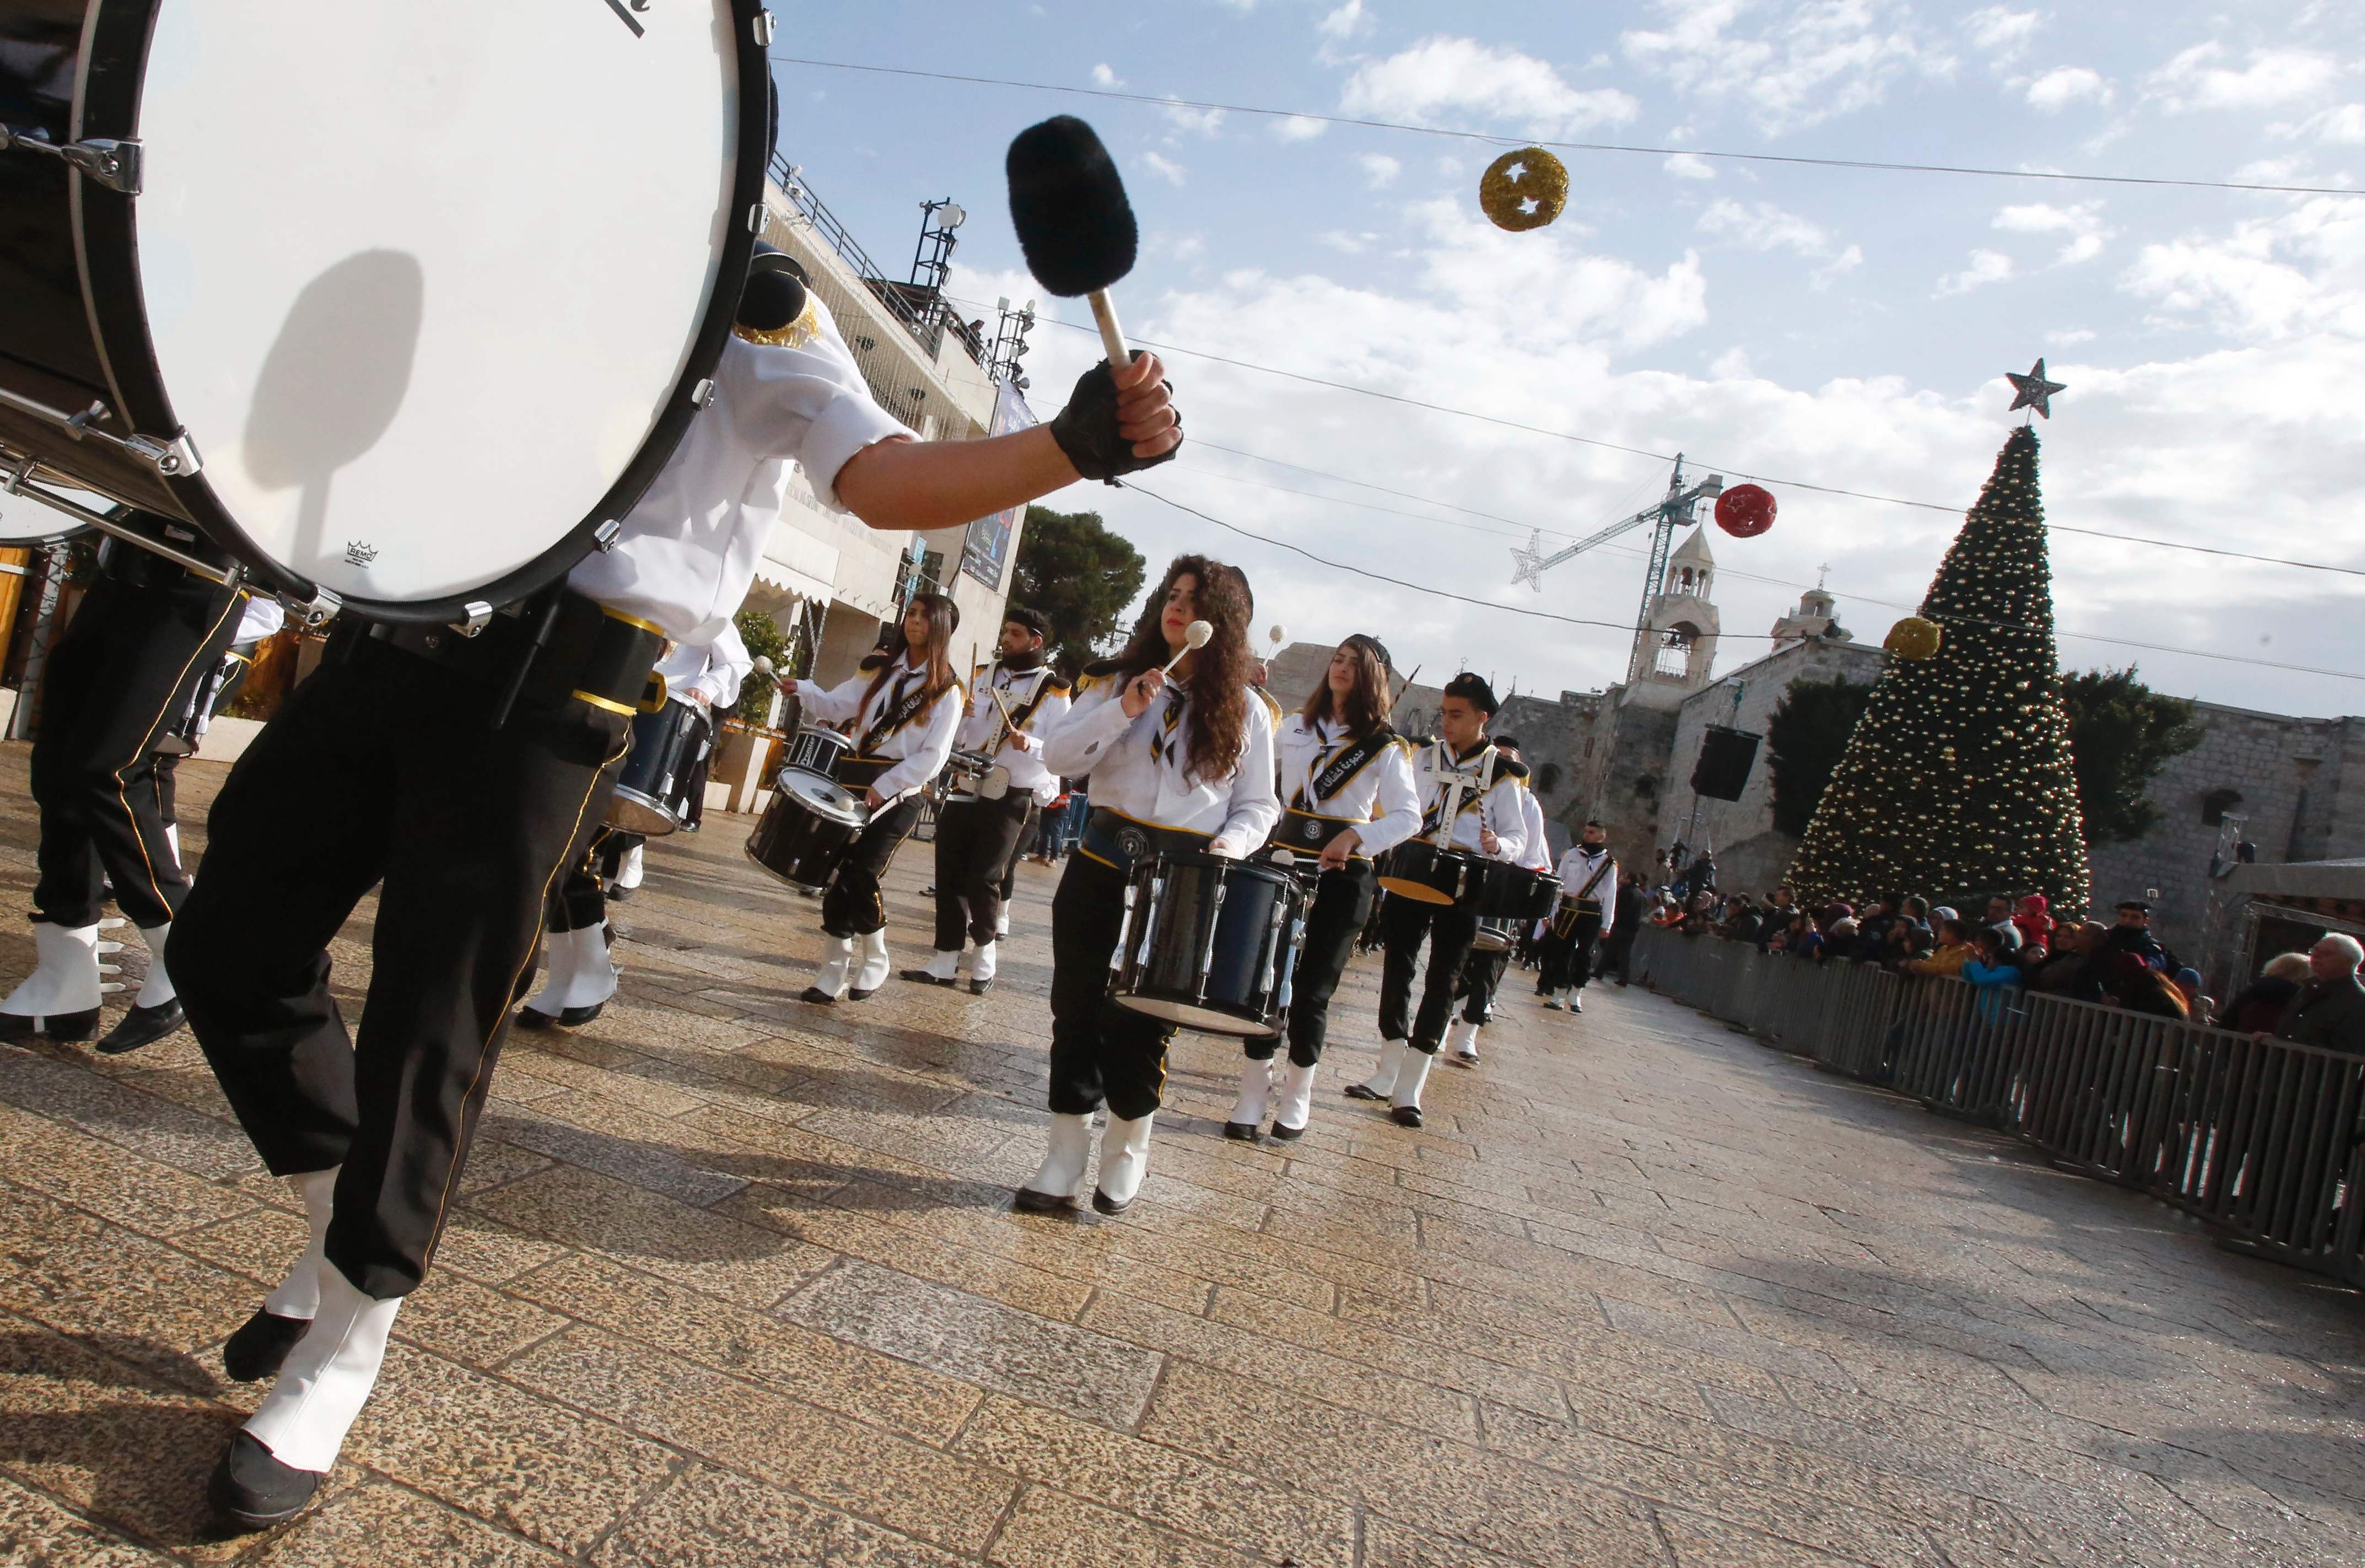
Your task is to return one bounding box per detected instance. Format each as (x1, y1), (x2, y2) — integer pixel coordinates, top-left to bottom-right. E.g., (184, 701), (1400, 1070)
(1646, 874), (2365, 1053)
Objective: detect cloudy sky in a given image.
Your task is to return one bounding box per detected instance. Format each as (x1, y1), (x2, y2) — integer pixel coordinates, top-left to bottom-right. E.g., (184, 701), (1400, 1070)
(774, 1), (2365, 716)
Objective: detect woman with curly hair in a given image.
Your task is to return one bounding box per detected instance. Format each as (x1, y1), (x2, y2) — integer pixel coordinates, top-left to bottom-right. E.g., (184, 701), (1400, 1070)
(1016, 556), (1280, 1215)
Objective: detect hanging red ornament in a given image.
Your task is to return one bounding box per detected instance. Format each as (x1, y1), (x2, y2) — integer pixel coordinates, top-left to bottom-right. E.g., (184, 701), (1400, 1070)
(1714, 483), (1776, 538)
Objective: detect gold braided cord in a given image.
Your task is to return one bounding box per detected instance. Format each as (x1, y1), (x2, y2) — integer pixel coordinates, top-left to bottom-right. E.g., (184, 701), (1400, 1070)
(734, 297), (823, 350)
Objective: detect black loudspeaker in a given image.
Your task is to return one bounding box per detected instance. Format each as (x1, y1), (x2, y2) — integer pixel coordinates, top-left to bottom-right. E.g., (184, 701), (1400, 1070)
(1690, 725), (1761, 801)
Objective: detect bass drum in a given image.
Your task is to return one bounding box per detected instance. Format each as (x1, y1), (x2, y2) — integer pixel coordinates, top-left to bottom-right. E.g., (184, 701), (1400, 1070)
(1112, 851), (1302, 1037)
(0, 0), (773, 622)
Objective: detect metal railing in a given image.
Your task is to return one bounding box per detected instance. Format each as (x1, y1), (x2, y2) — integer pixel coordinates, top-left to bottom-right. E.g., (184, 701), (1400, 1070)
(769, 154), (986, 367)
(1632, 928), (2365, 1289)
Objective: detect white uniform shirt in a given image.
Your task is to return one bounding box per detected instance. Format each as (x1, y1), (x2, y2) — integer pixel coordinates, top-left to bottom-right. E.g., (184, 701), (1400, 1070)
(1274, 714), (1421, 858)
(794, 655), (962, 807)
(1517, 786), (1553, 872)
(568, 324), (910, 644)
(956, 661), (1073, 805)
(655, 621), (752, 713)
(1041, 675), (1279, 854)
(1555, 845), (1621, 935)
(233, 595), (286, 646)
(1409, 740), (1529, 862)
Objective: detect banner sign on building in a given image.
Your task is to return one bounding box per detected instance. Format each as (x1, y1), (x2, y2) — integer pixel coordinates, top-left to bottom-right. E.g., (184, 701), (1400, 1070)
(961, 382), (1037, 591)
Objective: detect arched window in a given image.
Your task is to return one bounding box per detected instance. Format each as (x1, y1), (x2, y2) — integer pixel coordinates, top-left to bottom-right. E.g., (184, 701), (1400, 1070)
(1536, 762), (1561, 794)
(2201, 787), (2243, 826)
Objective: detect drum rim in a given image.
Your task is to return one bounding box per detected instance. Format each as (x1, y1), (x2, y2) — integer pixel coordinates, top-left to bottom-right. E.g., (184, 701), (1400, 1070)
(607, 785), (681, 837)
(1110, 993), (1280, 1037)
(62, 0), (775, 624)
(1130, 847), (1296, 890)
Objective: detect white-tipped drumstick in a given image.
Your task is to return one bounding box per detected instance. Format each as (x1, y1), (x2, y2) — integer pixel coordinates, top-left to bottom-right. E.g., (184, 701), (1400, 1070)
(1161, 618), (1213, 675)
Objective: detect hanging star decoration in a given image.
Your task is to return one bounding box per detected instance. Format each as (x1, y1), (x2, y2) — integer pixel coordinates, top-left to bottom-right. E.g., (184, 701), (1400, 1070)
(1510, 529), (1548, 592)
(2006, 358), (2067, 421)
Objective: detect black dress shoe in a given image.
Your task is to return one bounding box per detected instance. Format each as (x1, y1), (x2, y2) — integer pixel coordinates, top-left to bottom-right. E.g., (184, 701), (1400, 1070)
(845, 984), (880, 1002)
(208, 1431), (322, 1531)
(1389, 1104), (1423, 1129)
(0, 1007), (100, 1043)
(607, 884), (634, 902)
(1341, 1082), (1386, 1101)
(968, 977), (994, 996)
(96, 998), (185, 1054)
(221, 1309), (310, 1382)
(800, 987), (838, 1006)
(1221, 1121), (1261, 1143)
(1091, 1188), (1134, 1215)
(1268, 1120), (1307, 1141)
(1012, 1185), (1082, 1214)
(514, 1006), (556, 1031)
(898, 968), (957, 987)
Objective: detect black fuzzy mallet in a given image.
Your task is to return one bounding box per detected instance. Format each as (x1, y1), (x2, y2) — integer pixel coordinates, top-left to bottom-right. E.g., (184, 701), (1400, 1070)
(738, 242), (809, 335)
(1006, 116), (1138, 365)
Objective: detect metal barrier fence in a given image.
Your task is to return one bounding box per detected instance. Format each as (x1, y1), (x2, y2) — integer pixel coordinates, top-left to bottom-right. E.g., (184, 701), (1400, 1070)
(1631, 927), (2365, 1289)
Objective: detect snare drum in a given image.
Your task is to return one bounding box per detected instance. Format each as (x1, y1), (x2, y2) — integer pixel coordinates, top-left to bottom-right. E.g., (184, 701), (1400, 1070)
(1112, 851), (1303, 1037)
(782, 725), (852, 782)
(1470, 918), (1518, 953)
(1478, 865), (1560, 923)
(0, 0), (772, 621)
(745, 770), (869, 890)
(607, 698), (713, 837)
(1378, 838), (1501, 908)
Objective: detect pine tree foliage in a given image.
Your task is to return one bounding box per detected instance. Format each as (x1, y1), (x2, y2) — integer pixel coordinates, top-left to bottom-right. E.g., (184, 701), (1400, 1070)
(1789, 425), (2091, 910)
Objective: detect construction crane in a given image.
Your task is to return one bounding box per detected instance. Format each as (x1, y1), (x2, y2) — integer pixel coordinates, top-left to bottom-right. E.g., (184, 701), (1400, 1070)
(1509, 455), (1723, 678)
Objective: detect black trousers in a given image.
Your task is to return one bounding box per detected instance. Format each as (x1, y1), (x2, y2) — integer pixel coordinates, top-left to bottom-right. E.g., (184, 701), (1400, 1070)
(551, 828), (617, 934)
(174, 644), (627, 1300)
(1542, 915), (1603, 991)
(1379, 895), (1479, 1054)
(1457, 943), (1512, 1026)
(30, 566), (243, 929)
(1048, 853), (1172, 1120)
(931, 794), (1033, 949)
(820, 796), (924, 938)
(1000, 801), (1038, 902)
(1247, 860), (1371, 1068)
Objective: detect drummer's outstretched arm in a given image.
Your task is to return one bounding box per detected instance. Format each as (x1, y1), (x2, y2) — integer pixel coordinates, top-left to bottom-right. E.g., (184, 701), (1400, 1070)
(835, 354), (1180, 533)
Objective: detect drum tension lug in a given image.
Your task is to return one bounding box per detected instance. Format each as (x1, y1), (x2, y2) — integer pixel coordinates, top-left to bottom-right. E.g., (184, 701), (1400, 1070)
(0, 127), (141, 195)
(753, 10), (777, 46)
(747, 202), (767, 234)
(452, 601), (494, 638)
(592, 519), (622, 552)
(125, 429), (202, 478)
(689, 378), (716, 409)
(281, 586), (343, 629)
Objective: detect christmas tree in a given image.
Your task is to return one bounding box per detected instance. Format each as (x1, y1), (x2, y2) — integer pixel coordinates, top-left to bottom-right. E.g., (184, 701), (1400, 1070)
(1789, 424), (2091, 912)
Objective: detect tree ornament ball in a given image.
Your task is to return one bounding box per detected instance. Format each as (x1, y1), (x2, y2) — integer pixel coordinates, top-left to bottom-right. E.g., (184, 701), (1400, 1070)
(1714, 483), (1777, 538)
(1885, 616), (1943, 660)
(1480, 147), (1570, 232)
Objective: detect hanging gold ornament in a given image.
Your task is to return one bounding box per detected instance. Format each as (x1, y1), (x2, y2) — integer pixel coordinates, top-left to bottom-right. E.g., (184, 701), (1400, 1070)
(1885, 616), (1943, 660)
(1479, 147), (1570, 232)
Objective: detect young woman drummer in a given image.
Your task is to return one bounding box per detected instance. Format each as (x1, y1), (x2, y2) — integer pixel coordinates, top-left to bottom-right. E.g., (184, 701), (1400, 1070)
(1225, 634), (1418, 1142)
(779, 591), (964, 1003)
(1015, 556), (1279, 1216)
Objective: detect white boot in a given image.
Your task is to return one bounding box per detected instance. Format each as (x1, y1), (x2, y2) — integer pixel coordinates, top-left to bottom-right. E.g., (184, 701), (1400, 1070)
(1014, 1112), (1094, 1212)
(243, 1262), (403, 1473)
(968, 939), (998, 995)
(223, 1168), (338, 1382)
(166, 823), (182, 864)
(996, 907), (1011, 937)
(134, 924), (177, 1008)
(1569, 988), (1584, 1014)
(614, 842), (645, 892)
(94, 920), (191, 1055)
(1389, 1049), (1435, 1129)
(1344, 1039), (1405, 1102)
(911, 946), (961, 985)
(1223, 1057), (1273, 1139)
(520, 926), (616, 1027)
(0, 920), (121, 1041)
(1093, 1113), (1156, 1214)
(850, 929), (891, 1000)
(1447, 1017), (1481, 1066)
(805, 935), (854, 1004)
(1270, 1061), (1318, 1141)
(1544, 988), (1569, 1011)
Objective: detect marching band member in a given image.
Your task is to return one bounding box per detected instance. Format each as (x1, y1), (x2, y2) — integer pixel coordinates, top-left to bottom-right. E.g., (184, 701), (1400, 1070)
(1543, 821), (1618, 1012)
(173, 246), (1183, 1530)
(1226, 635), (1418, 1141)
(2, 519), (246, 1055)
(779, 593), (963, 1004)
(1346, 673), (1526, 1127)
(518, 626), (751, 1028)
(1015, 557), (1277, 1215)
(1443, 735), (1548, 1069)
(905, 606), (1069, 994)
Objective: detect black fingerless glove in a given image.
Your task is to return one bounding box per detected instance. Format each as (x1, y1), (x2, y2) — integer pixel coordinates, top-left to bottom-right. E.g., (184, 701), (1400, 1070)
(1048, 359), (1182, 484)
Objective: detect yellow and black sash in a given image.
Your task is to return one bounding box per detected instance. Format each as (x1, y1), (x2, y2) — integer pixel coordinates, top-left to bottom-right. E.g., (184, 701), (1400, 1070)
(1271, 725), (1395, 856)
(1566, 852), (1617, 916)
(858, 668), (936, 753)
(1145, 685), (1187, 768)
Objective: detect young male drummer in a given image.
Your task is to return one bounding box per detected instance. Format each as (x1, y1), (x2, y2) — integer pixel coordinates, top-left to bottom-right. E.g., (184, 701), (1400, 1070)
(1346, 672), (1526, 1127)
(779, 591), (964, 1003)
(1016, 556), (1278, 1216)
(1443, 735), (1550, 1069)
(1227, 634), (1418, 1141)
(904, 605), (1070, 994)
(1543, 821), (1618, 1012)
(174, 252), (1182, 1529)
(1, 519), (247, 1056)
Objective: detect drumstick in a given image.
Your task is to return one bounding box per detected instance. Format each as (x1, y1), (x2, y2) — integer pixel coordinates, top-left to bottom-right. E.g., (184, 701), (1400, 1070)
(1160, 619), (1212, 676)
(1389, 662), (1423, 705)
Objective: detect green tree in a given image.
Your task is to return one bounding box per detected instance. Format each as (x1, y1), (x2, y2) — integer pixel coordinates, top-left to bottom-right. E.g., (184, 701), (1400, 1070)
(1765, 676), (1877, 836)
(1010, 504), (1145, 676)
(1790, 425), (2091, 910)
(729, 605), (791, 725)
(2060, 667), (2201, 843)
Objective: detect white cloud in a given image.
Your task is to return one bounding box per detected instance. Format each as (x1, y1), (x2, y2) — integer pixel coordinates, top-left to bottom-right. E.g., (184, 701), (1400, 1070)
(1962, 7), (2041, 65)
(1664, 152), (1716, 180)
(1160, 99), (1226, 138)
(1319, 230), (1377, 254)
(1813, 245), (1866, 289)
(1339, 36), (1640, 135)
(1318, 1), (1371, 41)
(2025, 67), (2111, 112)
(2148, 44), (2339, 114)
(1937, 249), (2016, 295)
(2281, 104), (2365, 145)
(1696, 199), (1839, 257)
(2121, 196), (2365, 341)
(1091, 63), (1123, 88)
(1359, 152), (1402, 188)
(1273, 115), (1328, 142)
(1994, 202), (2114, 266)
(1621, 0), (1956, 135)
(1141, 150), (1188, 186)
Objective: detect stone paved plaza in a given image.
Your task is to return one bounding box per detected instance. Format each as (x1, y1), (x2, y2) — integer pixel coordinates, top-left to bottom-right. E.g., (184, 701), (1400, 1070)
(4, 745), (2365, 1567)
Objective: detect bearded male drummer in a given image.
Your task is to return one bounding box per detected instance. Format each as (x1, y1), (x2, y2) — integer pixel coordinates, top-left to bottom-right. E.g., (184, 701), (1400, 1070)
(173, 254), (1183, 1528)
(1346, 672), (1527, 1128)
(905, 605), (1070, 994)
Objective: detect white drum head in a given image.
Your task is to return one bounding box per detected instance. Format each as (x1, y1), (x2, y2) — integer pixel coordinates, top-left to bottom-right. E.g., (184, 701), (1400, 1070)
(785, 772), (866, 826)
(134, 1), (744, 606)
(0, 481), (106, 544)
